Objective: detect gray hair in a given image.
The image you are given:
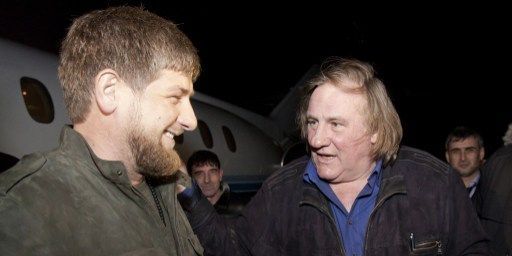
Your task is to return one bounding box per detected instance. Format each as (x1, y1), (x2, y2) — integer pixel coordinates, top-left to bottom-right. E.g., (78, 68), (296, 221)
(503, 123), (512, 146)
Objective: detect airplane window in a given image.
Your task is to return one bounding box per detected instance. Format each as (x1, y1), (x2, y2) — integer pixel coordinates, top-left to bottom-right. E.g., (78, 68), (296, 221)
(198, 119), (213, 148)
(175, 134), (183, 145)
(20, 77), (54, 124)
(222, 126), (237, 152)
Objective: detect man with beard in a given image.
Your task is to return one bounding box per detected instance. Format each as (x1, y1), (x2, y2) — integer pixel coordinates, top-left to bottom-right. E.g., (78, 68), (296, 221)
(445, 126), (485, 198)
(0, 6), (203, 256)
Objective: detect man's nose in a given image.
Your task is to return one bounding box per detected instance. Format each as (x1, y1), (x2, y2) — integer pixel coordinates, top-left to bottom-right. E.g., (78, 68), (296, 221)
(178, 98), (197, 131)
(310, 124), (330, 148)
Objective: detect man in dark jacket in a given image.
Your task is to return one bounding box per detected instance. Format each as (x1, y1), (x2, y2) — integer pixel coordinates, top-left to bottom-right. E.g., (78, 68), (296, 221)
(179, 58), (489, 255)
(475, 123), (512, 255)
(0, 6), (203, 255)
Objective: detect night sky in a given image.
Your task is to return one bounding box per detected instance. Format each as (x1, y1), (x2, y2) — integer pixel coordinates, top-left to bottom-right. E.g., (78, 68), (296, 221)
(1, 1), (510, 159)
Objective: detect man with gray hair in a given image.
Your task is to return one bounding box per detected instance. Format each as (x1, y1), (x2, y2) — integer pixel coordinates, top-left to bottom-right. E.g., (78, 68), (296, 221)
(0, 6), (203, 255)
(503, 123), (512, 145)
(179, 58), (489, 255)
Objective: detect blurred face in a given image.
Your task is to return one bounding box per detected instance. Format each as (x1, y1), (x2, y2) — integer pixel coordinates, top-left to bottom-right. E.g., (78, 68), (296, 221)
(307, 84), (377, 184)
(191, 164), (223, 198)
(445, 137), (484, 177)
(127, 69), (197, 178)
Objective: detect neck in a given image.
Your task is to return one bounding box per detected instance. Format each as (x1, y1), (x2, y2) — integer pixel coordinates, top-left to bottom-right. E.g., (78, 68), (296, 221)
(207, 189), (223, 205)
(461, 170), (480, 188)
(74, 120), (143, 186)
(330, 161), (377, 211)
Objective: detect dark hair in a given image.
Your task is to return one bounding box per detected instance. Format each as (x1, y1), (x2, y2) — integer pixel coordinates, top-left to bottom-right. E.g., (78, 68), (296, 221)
(186, 150), (220, 175)
(445, 126), (484, 150)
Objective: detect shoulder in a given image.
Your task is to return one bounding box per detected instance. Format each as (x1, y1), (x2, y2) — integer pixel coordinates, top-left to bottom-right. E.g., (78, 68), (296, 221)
(388, 146), (453, 184)
(485, 145), (512, 169)
(260, 156), (308, 192)
(480, 145), (512, 183)
(0, 152), (47, 195)
(393, 146), (450, 174)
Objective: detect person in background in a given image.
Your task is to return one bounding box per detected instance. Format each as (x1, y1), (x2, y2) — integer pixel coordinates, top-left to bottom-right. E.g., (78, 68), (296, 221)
(187, 150), (249, 217)
(178, 57), (489, 255)
(445, 126), (485, 198)
(0, 6), (203, 255)
(475, 122), (512, 255)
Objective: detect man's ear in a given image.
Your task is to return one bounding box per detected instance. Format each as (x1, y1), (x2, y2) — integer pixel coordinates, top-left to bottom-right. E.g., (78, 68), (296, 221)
(370, 132), (378, 144)
(94, 69), (120, 115)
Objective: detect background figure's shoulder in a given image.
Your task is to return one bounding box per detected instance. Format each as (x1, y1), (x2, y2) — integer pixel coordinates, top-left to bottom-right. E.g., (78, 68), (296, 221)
(393, 145), (450, 175)
(262, 155), (309, 191)
(481, 144), (512, 181)
(487, 144), (512, 163)
(0, 152), (46, 195)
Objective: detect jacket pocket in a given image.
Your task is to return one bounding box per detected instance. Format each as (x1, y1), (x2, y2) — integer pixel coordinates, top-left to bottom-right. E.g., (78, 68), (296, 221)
(410, 239), (442, 255)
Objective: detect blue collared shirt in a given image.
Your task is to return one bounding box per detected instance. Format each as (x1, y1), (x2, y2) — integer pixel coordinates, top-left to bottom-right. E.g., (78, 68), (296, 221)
(304, 159), (382, 256)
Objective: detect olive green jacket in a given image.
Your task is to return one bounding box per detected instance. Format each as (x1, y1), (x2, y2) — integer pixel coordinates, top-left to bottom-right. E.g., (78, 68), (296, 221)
(0, 126), (203, 256)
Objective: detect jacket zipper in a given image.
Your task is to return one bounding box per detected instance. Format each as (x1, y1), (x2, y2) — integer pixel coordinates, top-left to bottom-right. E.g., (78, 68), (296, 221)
(148, 181), (166, 226)
(363, 190), (405, 255)
(301, 201), (346, 255)
(437, 240), (443, 255)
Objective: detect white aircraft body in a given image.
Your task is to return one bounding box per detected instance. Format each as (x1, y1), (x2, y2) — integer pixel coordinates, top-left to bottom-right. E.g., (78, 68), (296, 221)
(0, 38), (308, 191)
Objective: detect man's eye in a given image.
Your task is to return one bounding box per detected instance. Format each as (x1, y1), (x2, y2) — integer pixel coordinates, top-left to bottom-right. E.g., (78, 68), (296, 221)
(169, 97), (180, 104)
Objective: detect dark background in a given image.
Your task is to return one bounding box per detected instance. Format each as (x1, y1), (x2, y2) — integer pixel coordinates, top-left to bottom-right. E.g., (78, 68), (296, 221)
(1, 1), (510, 159)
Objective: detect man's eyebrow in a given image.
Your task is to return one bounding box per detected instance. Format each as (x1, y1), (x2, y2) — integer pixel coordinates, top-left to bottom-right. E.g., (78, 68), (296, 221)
(177, 85), (194, 96)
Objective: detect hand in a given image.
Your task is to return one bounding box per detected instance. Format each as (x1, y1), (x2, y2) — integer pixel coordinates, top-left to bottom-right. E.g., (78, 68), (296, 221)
(176, 162), (191, 194)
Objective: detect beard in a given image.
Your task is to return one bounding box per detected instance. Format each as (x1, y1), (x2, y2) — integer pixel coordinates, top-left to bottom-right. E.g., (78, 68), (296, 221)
(128, 125), (182, 179)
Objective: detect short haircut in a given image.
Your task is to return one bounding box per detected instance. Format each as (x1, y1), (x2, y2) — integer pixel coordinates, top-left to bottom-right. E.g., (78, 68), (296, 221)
(445, 126), (484, 150)
(186, 150), (221, 175)
(58, 6), (200, 123)
(297, 57), (402, 166)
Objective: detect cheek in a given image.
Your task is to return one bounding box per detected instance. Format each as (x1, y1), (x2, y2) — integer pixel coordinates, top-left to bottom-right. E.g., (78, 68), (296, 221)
(212, 175), (221, 182)
(307, 130), (315, 141)
(330, 136), (348, 149)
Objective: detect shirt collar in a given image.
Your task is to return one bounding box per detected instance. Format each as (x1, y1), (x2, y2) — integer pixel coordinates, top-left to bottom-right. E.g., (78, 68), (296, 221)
(303, 158), (383, 187)
(467, 171), (481, 189)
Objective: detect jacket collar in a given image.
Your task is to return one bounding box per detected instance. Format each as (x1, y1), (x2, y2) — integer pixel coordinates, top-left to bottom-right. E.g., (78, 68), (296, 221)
(300, 159), (407, 213)
(376, 166), (407, 203)
(59, 125), (132, 186)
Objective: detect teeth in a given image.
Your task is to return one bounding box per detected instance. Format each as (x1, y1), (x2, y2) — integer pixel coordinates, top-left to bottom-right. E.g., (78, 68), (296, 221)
(166, 131), (174, 138)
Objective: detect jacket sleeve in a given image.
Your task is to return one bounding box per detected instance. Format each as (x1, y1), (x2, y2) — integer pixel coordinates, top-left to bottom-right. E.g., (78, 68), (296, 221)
(446, 167), (490, 255)
(179, 182), (271, 256)
(0, 195), (53, 255)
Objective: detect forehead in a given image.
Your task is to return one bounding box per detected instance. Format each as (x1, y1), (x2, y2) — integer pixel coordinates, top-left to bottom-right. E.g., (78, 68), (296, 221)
(147, 69), (193, 93)
(192, 163), (218, 171)
(449, 137), (479, 149)
(308, 83), (367, 115)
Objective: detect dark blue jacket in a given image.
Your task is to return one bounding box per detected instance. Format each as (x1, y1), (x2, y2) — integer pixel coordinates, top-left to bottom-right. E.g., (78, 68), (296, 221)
(183, 146), (489, 255)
